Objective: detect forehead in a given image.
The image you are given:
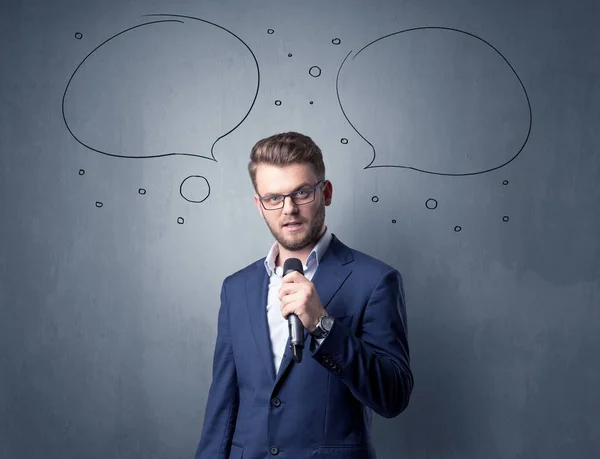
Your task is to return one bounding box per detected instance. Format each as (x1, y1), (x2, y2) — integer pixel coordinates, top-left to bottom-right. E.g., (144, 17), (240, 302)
(255, 163), (318, 195)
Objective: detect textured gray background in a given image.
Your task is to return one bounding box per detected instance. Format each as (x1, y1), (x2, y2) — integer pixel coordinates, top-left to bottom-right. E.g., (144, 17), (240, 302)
(1, 0), (599, 458)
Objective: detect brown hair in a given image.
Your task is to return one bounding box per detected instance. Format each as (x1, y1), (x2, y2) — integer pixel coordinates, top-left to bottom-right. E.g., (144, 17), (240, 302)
(248, 132), (325, 191)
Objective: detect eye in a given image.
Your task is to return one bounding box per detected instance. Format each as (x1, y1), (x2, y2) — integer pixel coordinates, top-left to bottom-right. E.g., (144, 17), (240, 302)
(268, 195), (282, 202)
(295, 189), (310, 197)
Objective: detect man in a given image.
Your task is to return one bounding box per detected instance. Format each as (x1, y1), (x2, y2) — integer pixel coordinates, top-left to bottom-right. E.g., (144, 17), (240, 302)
(195, 132), (413, 459)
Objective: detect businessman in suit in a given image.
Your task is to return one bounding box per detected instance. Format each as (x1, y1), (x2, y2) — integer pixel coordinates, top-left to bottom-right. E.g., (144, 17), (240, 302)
(195, 132), (413, 459)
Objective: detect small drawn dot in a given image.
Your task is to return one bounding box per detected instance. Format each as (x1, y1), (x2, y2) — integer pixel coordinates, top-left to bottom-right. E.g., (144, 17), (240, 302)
(95, 201), (103, 208)
(392, 219), (397, 224)
(275, 100), (282, 106)
(177, 217), (184, 224)
(372, 196), (379, 203)
(502, 180), (509, 185)
(309, 66), (322, 77)
(78, 169), (85, 175)
(425, 198), (438, 210)
(288, 53), (293, 57)
(341, 138), (348, 144)
(503, 216), (510, 222)
(267, 29), (274, 34)
(454, 226), (462, 232)
(138, 188), (146, 195)
(74, 32), (83, 40)
(332, 38), (341, 45)
(309, 101), (314, 105)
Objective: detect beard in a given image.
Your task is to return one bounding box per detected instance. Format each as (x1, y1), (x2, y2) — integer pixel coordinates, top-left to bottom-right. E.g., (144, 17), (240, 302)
(264, 203), (326, 252)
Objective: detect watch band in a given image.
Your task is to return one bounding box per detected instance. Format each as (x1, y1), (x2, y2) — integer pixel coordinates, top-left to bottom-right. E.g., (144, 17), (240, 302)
(311, 315), (333, 339)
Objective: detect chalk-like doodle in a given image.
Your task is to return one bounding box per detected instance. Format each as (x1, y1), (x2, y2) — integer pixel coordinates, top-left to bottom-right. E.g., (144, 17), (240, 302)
(180, 176), (210, 204)
(309, 66), (321, 78)
(63, 14), (260, 208)
(337, 27), (532, 176)
(425, 198), (438, 210)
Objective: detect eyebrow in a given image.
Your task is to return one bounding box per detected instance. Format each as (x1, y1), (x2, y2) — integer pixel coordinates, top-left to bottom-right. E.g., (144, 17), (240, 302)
(262, 182), (314, 196)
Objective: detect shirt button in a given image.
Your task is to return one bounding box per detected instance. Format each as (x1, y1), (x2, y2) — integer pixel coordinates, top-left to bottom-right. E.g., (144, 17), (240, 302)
(271, 398), (281, 407)
(270, 446), (279, 455)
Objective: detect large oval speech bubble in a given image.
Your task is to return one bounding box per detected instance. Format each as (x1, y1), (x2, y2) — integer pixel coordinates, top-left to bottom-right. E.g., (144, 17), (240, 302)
(62, 14), (259, 162)
(337, 27), (532, 176)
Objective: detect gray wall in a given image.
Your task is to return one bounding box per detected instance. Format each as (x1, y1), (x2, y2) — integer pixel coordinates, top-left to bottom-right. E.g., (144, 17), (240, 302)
(2, 0), (599, 458)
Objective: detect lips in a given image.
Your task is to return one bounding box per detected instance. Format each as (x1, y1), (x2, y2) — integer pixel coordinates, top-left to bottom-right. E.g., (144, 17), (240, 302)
(283, 221), (303, 228)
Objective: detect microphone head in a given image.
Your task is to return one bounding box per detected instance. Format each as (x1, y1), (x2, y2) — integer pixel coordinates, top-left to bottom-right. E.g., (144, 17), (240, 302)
(283, 257), (304, 276)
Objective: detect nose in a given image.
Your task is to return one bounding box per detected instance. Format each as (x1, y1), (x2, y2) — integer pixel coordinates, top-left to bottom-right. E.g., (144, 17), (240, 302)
(282, 195), (299, 214)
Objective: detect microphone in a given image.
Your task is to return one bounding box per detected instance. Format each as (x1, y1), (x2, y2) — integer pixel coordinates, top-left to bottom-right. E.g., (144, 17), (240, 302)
(282, 257), (305, 363)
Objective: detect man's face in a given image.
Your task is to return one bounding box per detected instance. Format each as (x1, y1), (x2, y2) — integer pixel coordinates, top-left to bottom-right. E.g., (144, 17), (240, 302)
(253, 163), (332, 252)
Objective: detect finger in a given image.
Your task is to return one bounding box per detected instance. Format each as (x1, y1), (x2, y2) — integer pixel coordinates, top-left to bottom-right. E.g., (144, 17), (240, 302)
(282, 271), (307, 284)
(278, 283), (301, 301)
(280, 292), (299, 311)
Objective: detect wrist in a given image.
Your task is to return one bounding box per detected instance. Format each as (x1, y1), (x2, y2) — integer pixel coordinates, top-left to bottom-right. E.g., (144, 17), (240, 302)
(311, 314), (334, 339)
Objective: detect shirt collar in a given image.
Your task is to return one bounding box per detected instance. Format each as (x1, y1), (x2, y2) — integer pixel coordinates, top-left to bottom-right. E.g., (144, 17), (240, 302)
(264, 227), (332, 276)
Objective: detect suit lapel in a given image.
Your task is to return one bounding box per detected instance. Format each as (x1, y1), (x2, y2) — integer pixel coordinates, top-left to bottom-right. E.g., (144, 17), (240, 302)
(245, 263), (276, 382)
(273, 235), (354, 388)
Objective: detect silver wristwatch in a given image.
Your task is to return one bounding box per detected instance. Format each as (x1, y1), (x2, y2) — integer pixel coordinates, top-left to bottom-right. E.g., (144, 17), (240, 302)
(311, 315), (334, 339)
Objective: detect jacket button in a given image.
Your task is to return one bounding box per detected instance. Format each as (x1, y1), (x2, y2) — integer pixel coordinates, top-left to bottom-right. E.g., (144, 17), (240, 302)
(271, 398), (281, 407)
(270, 446), (279, 455)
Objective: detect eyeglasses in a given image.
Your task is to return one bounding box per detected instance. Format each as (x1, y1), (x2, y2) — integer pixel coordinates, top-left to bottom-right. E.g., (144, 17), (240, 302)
(258, 181), (325, 210)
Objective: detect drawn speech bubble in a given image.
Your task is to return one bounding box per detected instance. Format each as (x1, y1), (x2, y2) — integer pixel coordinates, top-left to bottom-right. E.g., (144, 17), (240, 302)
(337, 27), (531, 176)
(62, 14), (260, 202)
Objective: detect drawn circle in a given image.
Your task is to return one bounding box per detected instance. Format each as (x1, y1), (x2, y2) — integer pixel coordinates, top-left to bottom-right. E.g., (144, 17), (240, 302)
(138, 188), (146, 195)
(75, 32), (83, 40)
(372, 196), (379, 203)
(95, 201), (103, 208)
(288, 53), (293, 57)
(503, 180), (509, 185)
(79, 169), (85, 175)
(392, 219), (397, 224)
(177, 217), (184, 224)
(454, 225), (462, 232)
(275, 100), (282, 106)
(267, 29), (274, 34)
(341, 138), (348, 144)
(425, 198), (438, 210)
(503, 216), (510, 222)
(309, 66), (322, 78)
(180, 175), (210, 203)
(332, 38), (341, 45)
(309, 101), (314, 105)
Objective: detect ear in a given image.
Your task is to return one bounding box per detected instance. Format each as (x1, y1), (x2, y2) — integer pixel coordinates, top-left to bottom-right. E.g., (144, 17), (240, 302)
(254, 194), (265, 218)
(323, 180), (333, 206)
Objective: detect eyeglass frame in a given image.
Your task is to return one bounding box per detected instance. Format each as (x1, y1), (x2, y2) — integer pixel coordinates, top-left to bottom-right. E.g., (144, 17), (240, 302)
(257, 180), (326, 211)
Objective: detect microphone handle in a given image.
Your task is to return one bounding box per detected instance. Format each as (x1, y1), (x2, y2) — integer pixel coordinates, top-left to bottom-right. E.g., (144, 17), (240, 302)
(288, 313), (304, 363)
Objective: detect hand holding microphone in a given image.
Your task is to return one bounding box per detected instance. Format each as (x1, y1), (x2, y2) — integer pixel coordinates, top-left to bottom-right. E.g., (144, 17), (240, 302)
(281, 258), (327, 363)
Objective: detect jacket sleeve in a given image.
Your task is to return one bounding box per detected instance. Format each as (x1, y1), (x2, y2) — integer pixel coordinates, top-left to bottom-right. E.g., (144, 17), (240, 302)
(194, 280), (239, 458)
(311, 268), (414, 418)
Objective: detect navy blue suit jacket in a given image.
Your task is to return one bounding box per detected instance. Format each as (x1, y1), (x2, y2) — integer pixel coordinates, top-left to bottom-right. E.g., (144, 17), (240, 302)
(195, 234), (413, 459)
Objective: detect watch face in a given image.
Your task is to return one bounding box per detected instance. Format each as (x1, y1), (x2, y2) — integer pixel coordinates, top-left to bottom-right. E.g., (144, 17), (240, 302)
(321, 316), (334, 331)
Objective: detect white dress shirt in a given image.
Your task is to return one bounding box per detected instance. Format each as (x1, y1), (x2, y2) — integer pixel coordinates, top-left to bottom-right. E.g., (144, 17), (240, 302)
(263, 228), (333, 375)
